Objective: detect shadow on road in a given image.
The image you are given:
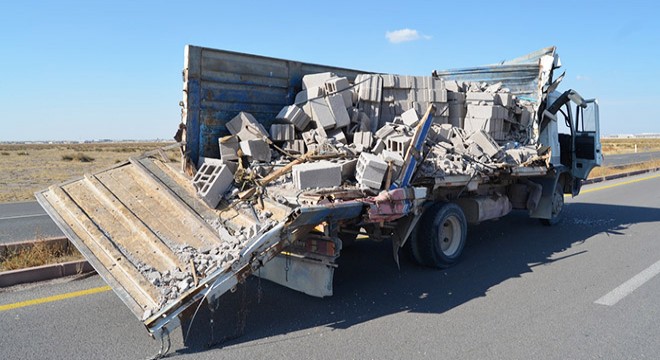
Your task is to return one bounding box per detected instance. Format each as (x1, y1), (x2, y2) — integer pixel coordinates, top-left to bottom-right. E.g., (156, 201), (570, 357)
(177, 202), (660, 354)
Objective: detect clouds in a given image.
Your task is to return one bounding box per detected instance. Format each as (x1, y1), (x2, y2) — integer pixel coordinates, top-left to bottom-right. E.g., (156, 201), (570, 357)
(576, 75), (591, 81)
(385, 28), (431, 44)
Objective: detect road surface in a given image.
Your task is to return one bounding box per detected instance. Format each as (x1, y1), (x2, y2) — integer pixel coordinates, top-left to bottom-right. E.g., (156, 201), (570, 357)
(0, 201), (63, 243)
(602, 150), (660, 167)
(1, 172), (659, 359)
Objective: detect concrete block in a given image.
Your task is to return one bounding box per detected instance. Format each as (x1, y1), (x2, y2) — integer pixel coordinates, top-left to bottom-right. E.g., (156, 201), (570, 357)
(282, 139), (306, 155)
(467, 130), (501, 158)
(519, 108), (532, 127)
(464, 117), (507, 141)
(338, 158), (358, 180)
(355, 74), (383, 102)
(310, 98), (336, 130)
(277, 105), (311, 131)
(387, 135), (411, 157)
(325, 77), (353, 107)
(355, 152), (388, 190)
(433, 102), (450, 117)
(193, 164), (233, 208)
(466, 92), (496, 104)
(302, 72), (336, 90)
(327, 93), (351, 128)
(327, 128), (347, 144)
(496, 93), (513, 108)
(226, 112), (268, 141)
(375, 123), (397, 140)
(239, 139), (271, 162)
(445, 80), (462, 93)
(301, 129), (317, 145)
(270, 124), (295, 141)
(372, 139), (385, 154)
(380, 150), (404, 166)
(295, 87), (324, 119)
(292, 160), (342, 190)
(466, 104), (507, 119)
(218, 135), (239, 161)
(401, 108), (419, 127)
(352, 131), (373, 149)
(447, 91), (466, 103)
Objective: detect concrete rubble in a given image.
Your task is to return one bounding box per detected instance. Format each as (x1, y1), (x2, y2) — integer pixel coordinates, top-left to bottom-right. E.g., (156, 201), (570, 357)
(144, 72), (548, 310)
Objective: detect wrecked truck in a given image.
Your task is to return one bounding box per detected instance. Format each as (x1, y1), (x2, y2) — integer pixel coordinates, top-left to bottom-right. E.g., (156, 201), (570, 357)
(36, 45), (601, 351)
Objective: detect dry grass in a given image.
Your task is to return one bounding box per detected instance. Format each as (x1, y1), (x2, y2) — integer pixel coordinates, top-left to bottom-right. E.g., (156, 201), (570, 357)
(0, 241), (83, 271)
(601, 138), (660, 155)
(588, 159), (660, 179)
(0, 142), (180, 202)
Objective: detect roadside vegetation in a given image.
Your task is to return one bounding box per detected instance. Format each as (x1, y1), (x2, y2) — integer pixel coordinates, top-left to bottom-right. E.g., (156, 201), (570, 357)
(0, 142), (179, 202)
(0, 239), (83, 271)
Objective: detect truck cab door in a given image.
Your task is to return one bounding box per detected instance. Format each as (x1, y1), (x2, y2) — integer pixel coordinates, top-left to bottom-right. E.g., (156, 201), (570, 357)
(572, 99), (602, 180)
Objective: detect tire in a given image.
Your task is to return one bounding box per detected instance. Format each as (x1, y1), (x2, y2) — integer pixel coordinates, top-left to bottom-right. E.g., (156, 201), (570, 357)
(540, 183), (564, 226)
(410, 202), (467, 268)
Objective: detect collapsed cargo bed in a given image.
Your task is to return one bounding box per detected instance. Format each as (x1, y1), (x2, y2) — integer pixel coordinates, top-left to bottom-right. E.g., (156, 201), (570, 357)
(35, 153), (364, 337)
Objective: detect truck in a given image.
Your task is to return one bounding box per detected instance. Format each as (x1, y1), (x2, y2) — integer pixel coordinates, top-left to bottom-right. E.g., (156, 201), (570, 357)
(36, 44), (601, 355)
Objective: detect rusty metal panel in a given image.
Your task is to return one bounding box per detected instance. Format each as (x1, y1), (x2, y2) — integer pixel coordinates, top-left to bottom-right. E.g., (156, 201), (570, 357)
(183, 45), (366, 164)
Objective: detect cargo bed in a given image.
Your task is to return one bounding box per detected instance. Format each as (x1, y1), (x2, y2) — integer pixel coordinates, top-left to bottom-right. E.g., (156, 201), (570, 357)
(36, 153), (363, 337)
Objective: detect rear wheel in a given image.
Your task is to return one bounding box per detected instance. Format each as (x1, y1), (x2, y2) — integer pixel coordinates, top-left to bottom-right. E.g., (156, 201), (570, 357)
(409, 202), (467, 268)
(540, 183), (564, 226)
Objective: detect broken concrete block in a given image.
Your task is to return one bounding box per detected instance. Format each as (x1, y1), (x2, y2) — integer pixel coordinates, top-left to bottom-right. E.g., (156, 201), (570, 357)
(355, 152), (388, 190)
(327, 93), (351, 128)
(226, 112), (269, 141)
(240, 139), (271, 162)
(338, 158), (358, 180)
(218, 135), (239, 161)
(270, 124), (295, 141)
(295, 86), (324, 119)
(386, 135), (411, 157)
(352, 131), (373, 149)
(401, 108), (419, 127)
(444, 80), (462, 93)
(303, 72), (336, 90)
(301, 129), (317, 146)
(325, 77), (353, 107)
(277, 105), (311, 131)
(292, 160), (342, 190)
(310, 98), (336, 130)
(194, 164), (234, 208)
(282, 139), (306, 155)
(468, 130), (502, 158)
(327, 128), (347, 144)
(464, 117), (507, 141)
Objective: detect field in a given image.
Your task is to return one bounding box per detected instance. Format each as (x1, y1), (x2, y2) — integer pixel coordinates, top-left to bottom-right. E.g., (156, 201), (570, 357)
(600, 137), (660, 154)
(0, 142), (180, 202)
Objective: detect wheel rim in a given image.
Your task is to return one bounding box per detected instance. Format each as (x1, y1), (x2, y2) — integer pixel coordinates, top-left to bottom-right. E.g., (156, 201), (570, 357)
(438, 215), (462, 257)
(551, 188), (564, 218)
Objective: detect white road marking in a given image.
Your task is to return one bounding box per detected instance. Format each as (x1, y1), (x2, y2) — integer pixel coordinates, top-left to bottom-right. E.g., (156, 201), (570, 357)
(0, 214), (49, 221)
(595, 259), (660, 306)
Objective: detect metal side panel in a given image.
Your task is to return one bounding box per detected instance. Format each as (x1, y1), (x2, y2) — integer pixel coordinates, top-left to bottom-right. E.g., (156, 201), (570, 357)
(183, 45), (367, 164)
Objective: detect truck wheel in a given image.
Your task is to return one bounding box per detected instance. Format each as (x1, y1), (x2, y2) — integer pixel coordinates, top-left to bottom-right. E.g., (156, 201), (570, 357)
(540, 183), (564, 226)
(410, 203), (467, 268)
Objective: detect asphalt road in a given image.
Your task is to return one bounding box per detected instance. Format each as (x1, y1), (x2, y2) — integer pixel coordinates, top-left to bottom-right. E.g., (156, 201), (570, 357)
(1, 172), (659, 359)
(602, 150), (660, 167)
(0, 201), (63, 243)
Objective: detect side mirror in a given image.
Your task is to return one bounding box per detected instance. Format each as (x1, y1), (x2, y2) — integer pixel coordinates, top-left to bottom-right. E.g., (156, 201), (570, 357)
(568, 91), (587, 108)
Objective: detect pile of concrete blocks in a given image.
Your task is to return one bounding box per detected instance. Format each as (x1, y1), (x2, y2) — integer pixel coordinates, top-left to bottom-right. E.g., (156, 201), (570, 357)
(192, 72), (542, 200)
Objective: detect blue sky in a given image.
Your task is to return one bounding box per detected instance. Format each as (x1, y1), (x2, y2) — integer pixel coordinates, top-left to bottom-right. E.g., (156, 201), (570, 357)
(1, 0), (658, 141)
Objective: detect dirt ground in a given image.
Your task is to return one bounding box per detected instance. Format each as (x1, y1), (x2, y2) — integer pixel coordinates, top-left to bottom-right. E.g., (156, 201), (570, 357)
(0, 142), (180, 202)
